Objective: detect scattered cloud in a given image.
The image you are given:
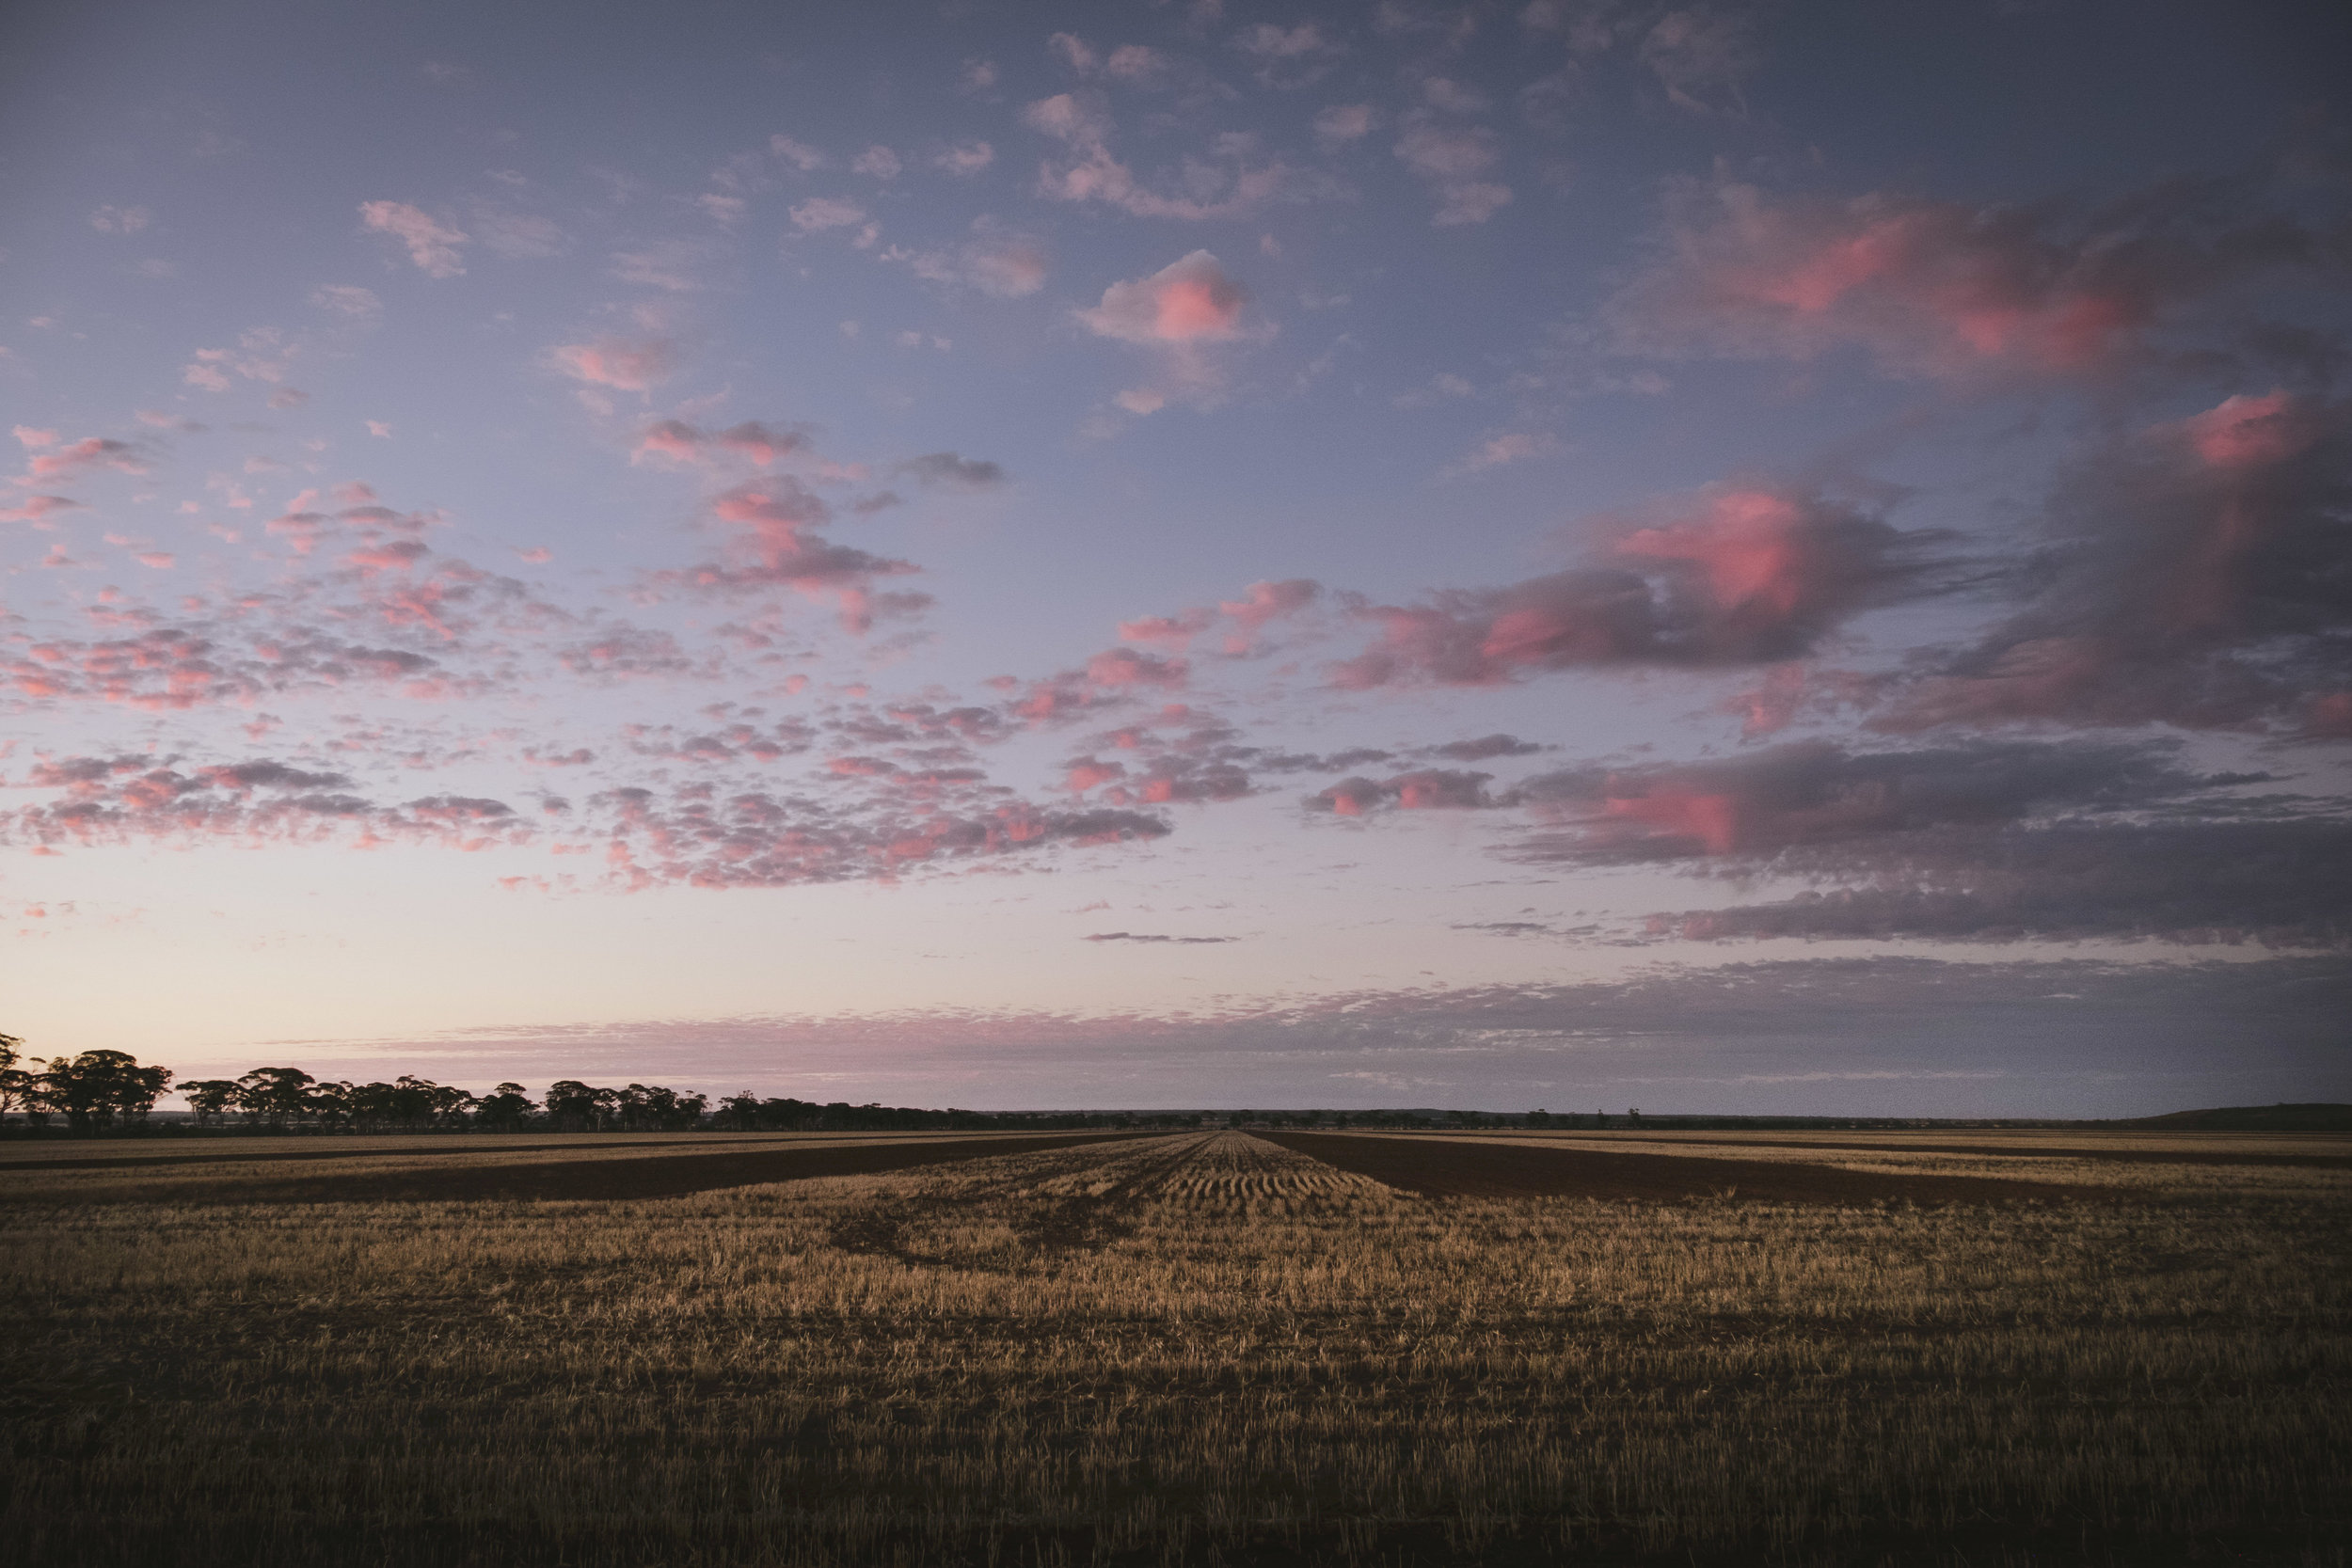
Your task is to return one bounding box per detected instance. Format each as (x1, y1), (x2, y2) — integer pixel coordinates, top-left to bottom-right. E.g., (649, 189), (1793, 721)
(1084, 931), (1237, 943)
(1507, 736), (2352, 948)
(548, 337), (678, 392)
(770, 135), (826, 171)
(934, 141), (995, 176)
(1078, 250), (1250, 344)
(1331, 483), (1937, 687)
(1395, 117), (1512, 226)
(310, 284), (382, 319)
(1640, 8), (1760, 116)
(1313, 103), (1377, 150)
(1025, 93), (1296, 220)
(1608, 176), (2337, 379)
(359, 200), (469, 277)
(897, 451), (1006, 489)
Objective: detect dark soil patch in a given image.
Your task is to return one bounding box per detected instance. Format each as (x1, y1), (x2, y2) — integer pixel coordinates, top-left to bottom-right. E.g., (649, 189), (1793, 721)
(1257, 1132), (2100, 1206)
(2, 1132), (1150, 1208)
(1532, 1134), (2352, 1170)
(0, 1137), (715, 1173)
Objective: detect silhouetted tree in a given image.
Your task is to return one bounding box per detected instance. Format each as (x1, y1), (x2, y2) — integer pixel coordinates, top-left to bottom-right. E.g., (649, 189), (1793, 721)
(0, 1032), (40, 1128)
(310, 1081), (358, 1131)
(181, 1079), (240, 1128)
(235, 1067), (319, 1130)
(476, 1083), (536, 1132)
(544, 1080), (612, 1132)
(40, 1050), (173, 1134)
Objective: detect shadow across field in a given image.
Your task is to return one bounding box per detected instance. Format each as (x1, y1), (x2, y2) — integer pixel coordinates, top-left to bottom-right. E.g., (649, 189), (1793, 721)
(1, 1132), (1150, 1207)
(1546, 1135), (2352, 1170)
(1259, 1132), (2099, 1205)
(0, 1137), (718, 1173)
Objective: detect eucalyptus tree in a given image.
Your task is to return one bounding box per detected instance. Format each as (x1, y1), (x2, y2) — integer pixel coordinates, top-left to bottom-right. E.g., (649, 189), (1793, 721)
(40, 1051), (173, 1134)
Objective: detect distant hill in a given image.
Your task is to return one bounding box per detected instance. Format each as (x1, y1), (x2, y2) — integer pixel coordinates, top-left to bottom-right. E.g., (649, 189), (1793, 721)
(2121, 1103), (2352, 1132)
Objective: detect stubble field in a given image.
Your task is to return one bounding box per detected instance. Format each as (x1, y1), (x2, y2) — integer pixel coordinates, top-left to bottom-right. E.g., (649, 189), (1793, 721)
(4, 1127), (2347, 1566)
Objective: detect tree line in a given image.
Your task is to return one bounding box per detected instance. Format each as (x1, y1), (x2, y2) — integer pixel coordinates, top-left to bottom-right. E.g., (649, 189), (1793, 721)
(0, 1035), (175, 1135)
(0, 1033), (1642, 1139)
(0, 1035), (1180, 1137)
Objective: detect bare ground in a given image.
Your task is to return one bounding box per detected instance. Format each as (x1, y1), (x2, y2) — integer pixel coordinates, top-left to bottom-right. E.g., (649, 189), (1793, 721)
(1257, 1131), (2106, 1204)
(0, 1131), (1151, 1206)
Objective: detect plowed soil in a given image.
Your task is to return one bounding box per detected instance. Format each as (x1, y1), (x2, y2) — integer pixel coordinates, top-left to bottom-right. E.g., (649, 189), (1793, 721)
(1, 1131), (1149, 1207)
(1523, 1134), (2352, 1169)
(0, 1136), (716, 1172)
(1257, 1131), (2097, 1205)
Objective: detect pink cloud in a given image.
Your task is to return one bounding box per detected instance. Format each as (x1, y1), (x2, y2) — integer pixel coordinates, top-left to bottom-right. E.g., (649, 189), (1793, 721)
(1309, 768), (1501, 816)
(1065, 756), (1127, 793)
(1878, 390), (2352, 734)
(560, 626), (698, 679)
(1721, 662), (1845, 738)
(2178, 389), (2314, 470)
(1012, 647), (1190, 725)
(0, 494), (81, 526)
(3, 752), (530, 854)
(1607, 180), (2327, 379)
(1119, 609), (1214, 650)
(1614, 487), (1858, 626)
(1121, 578), (1319, 657)
(651, 482), (920, 632)
(1078, 251), (1250, 344)
(359, 201), (469, 277)
(1086, 646), (1187, 689)
(585, 779), (1168, 891)
(549, 337), (678, 392)
(1332, 485), (1921, 689)
(632, 419), (810, 468)
(21, 436), (149, 483)
(1220, 578), (1319, 639)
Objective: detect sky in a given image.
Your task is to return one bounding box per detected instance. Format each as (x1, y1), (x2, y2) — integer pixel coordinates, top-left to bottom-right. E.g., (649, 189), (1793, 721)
(3, 0), (2349, 1116)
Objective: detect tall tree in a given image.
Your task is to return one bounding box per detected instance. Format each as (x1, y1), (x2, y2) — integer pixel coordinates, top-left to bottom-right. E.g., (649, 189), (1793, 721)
(475, 1083), (536, 1132)
(234, 1067), (318, 1131)
(40, 1051), (174, 1134)
(0, 1031), (41, 1126)
(543, 1080), (611, 1132)
(181, 1079), (241, 1128)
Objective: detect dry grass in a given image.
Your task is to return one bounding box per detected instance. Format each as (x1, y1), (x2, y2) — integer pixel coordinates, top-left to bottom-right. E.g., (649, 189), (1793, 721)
(4, 1131), (2347, 1565)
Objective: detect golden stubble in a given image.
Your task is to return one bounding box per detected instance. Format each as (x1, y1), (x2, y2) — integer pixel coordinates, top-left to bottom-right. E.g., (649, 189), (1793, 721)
(4, 1130), (2347, 1565)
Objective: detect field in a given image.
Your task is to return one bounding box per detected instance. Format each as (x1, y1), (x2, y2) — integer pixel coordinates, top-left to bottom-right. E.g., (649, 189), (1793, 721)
(5, 1128), (2348, 1566)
